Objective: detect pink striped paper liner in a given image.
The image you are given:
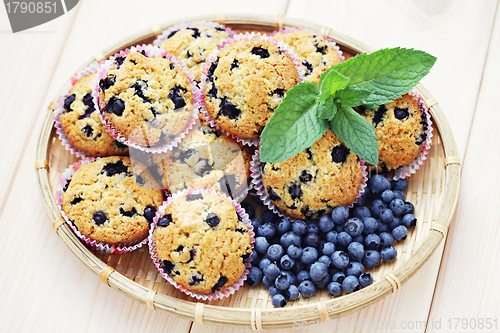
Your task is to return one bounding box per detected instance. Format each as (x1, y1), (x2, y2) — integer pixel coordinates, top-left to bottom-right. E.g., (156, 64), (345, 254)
(271, 26), (345, 62)
(250, 149), (368, 221)
(198, 32), (306, 147)
(148, 188), (255, 300)
(53, 62), (102, 159)
(387, 89), (434, 180)
(56, 158), (149, 255)
(92, 44), (201, 154)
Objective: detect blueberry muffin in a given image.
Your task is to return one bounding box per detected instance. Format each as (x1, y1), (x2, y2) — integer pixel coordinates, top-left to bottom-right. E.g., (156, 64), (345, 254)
(154, 192), (252, 294)
(149, 115), (253, 197)
(355, 94), (428, 172)
(260, 130), (362, 220)
(272, 30), (341, 84)
(59, 73), (129, 156)
(158, 25), (230, 83)
(204, 38), (300, 139)
(98, 51), (193, 147)
(62, 156), (164, 246)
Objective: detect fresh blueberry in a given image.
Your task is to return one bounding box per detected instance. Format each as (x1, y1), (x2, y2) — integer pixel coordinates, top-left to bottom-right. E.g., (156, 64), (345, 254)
(262, 276), (274, 288)
(334, 224), (345, 233)
(297, 270), (311, 283)
(261, 209), (279, 223)
(272, 294), (287, 308)
(250, 250), (260, 266)
(309, 262), (328, 281)
(331, 251), (349, 269)
(327, 282), (343, 297)
(344, 218), (364, 237)
(264, 263), (281, 280)
(359, 272), (374, 288)
(403, 201), (415, 215)
(347, 242), (365, 261)
(313, 273), (331, 290)
(268, 285), (281, 297)
(287, 244), (302, 259)
(331, 206), (349, 224)
(306, 221), (320, 234)
(379, 232), (395, 248)
(361, 186), (372, 201)
(381, 190), (394, 203)
(318, 255), (332, 267)
(259, 257), (271, 271)
(292, 220), (307, 235)
(294, 260), (306, 274)
(298, 280), (316, 298)
(362, 250), (381, 269)
(284, 285), (300, 301)
(345, 261), (364, 277)
(353, 206), (371, 219)
(267, 244), (285, 262)
(370, 199), (388, 218)
(342, 275), (360, 293)
(300, 247), (319, 265)
(402, 214), (417, 228)
(276, 219), (292, 235)
(337, 232), (352, 248)
(240, 202), (255, 219)
(280, 270), (296, 285)
(280, 231), (302, 249)
(205, 213), (220, 227)
(157, 214), (172, 227)
(362, 217), (379, 234)
(393, 190), (406, 201)
(353, 196), (366, 207)
(352, 234), (364, 244)
(303, 233), (321, 248)
(280, 254), (295, 271)
(275, 274), (290, 290)
(381, 246), (397, 262)
(368, 175), (391, 195)
(331, 271), (346, 284)
(251, 218), (261, 231)
(388, 216), (402, 230)
(376, 220), (390, 234)
(391, 178), (408, 191)
(390, 199), (405, 216)
(93, 211), (106, 225)
(254, 236), (270, 254)
(379, 208), (394, 224)
(325, 230), (338, 244)
(257, 222), (277, 240)
(364, 234), (381, 250)
(320, 242), (336, 257)
(392, 225), (408, 241)
(246, 266), (263, 286)
(319, 215), (335, 232)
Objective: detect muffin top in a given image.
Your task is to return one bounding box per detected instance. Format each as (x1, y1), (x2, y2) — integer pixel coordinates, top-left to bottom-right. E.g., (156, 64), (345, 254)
(260, 130), (362, 220)
(60, 73), (129, 156)
(159, 25), (230, 82)
(62, 156), (164, 246)
(272, 30), (341, 84)
(154, 192), (252, 294)
(355, 93), (427, 172)
(204, 38), (300, 138)
(98, 51), (193, 147)
(150, 115), (253, 197)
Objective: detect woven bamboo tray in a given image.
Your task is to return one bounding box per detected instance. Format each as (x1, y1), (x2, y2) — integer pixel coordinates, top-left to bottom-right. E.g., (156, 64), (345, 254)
(35, 13), (461, 330)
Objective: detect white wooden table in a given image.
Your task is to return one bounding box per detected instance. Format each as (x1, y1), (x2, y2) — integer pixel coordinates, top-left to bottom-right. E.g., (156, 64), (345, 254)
(1, 0), (499, 332)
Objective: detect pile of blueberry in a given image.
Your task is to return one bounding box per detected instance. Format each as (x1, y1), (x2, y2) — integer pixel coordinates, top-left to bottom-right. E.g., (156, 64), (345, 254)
(242, 175), (417, 308)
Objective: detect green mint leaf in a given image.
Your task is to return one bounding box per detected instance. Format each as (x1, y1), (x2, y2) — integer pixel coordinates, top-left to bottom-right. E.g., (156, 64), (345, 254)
(335, 87), (373, 107)
(330, 105), (379, 165)
(318, 68), (350, 102)
(260, 82), (330, 163)
(333, 47), (436, 107)
(317, 96), (338, 120)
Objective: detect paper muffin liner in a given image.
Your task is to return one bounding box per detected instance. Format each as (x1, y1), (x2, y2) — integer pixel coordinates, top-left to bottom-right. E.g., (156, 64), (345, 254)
(271, 26), (345, 62)
(56, 158), (149, 255)
(92, 44), (201, 154)
(250, 148), (368, 221)
(148, 188), (255, 300)
(53, 62), (103, 159)
(153, 20), (235, 49)
(385, 89), (434, 180)
(198, 32), (307, 147)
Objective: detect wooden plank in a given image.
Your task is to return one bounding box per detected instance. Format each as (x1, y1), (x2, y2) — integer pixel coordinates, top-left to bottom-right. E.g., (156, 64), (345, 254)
(427, 3), (500, 332)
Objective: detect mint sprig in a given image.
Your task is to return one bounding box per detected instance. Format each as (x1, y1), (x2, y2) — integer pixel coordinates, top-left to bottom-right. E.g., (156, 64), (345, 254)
(259, 47), (436, 166)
